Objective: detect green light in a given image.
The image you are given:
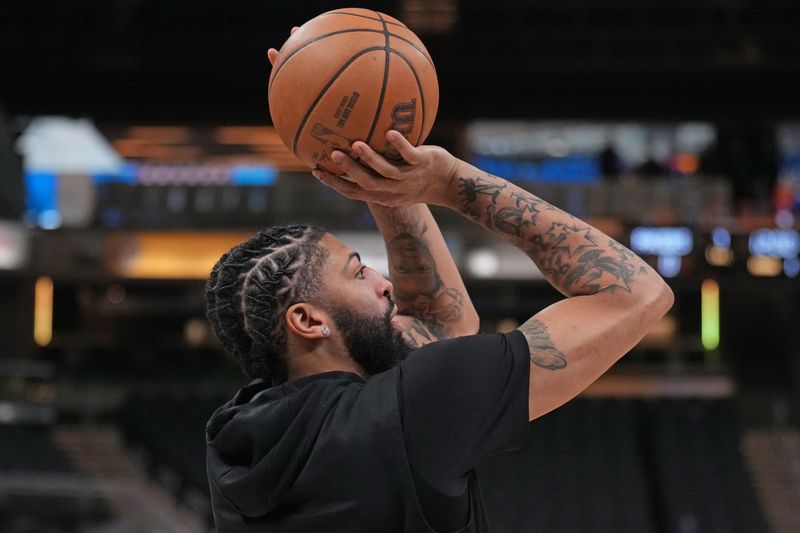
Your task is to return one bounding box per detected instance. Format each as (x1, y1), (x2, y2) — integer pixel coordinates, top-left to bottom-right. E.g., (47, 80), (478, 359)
(701, 279), (720, 351)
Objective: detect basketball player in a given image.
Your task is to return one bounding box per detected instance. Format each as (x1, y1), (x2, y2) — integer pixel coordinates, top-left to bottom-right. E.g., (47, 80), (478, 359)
(205, 123), (673, 532)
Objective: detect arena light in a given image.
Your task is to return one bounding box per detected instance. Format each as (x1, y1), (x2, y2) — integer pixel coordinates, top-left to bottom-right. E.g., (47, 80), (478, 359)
(0, 222), (29, 270)
(105, 232), (252, 279)
(34, 276), (54, 347)
(126, 126), (190, 143)
(701, 279), (719, 351)
(467, 249), (500, 278)
(785, 258), (800, 278)
(230, 165), (278, 186)
(746, 256), (782, 277)
(775, 209), (795, 230)
(472, 155), (600, 183)
(16, 116), (123, 175)
(630, 227), (693, 277)
(673, 153), (699, 174)
(464, 245), (542, 280)
(656, 255), (682, 278)
(630, 227), (693, 257)
(214, 126), (286, 145)
(24, 171), (61, 230)
(705, 245), (734, 267)
(711, 227), (731, 249)
(706, 227), (734, 267)
(748, 229), (800, 259)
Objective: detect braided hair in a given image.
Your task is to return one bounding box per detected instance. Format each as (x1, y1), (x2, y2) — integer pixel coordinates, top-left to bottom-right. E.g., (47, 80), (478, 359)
(205, 224), (329, 384)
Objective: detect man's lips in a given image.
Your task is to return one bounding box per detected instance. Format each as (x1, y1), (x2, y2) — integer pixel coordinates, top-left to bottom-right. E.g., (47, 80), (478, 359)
(388, 304), (401, 331)
(390, 316), (403, 332)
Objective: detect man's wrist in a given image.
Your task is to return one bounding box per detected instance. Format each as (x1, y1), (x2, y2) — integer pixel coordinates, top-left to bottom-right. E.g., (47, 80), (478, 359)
(432, 158), (469, 210)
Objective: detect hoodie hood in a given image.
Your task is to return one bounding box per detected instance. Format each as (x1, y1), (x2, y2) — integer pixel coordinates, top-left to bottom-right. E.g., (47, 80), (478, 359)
(205, 372), (363, 519)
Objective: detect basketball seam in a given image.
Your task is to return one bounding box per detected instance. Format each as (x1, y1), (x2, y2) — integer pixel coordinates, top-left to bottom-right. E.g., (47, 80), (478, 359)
(388, 33), (434, 68)
(387, 48), (426, 147)
(364, 14), (391, 146)
(325, 10), (405, 28)
(267, 28), (436, 96)
(291, 46), (387, 155)
(269, 29), (377, 96)
(269, 29), (434, 97)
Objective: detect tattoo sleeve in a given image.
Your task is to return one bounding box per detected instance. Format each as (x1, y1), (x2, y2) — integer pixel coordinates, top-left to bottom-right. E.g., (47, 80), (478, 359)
(456, 173), (649, 297)
(519, 318), (567, 371)
(369, 204), (472, 339)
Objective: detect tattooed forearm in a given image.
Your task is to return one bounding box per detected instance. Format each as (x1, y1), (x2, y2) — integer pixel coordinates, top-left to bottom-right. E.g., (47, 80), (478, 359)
(456, 174), (649, 297)
(369, 203), (474, 340)
(457, 176), (506, 221)
(519, 318), (566, 370)
(386, 231), (464, 335)
(382, 205), (428, 239)
(399, 286), (464, 338)
(393, 316), (437, 348)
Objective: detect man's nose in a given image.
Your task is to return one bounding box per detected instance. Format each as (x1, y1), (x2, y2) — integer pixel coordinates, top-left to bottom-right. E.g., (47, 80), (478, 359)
(377, 274), (393, 299)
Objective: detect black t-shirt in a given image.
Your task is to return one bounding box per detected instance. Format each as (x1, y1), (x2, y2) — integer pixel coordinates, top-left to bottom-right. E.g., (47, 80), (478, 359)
(206, 331), (531, 533)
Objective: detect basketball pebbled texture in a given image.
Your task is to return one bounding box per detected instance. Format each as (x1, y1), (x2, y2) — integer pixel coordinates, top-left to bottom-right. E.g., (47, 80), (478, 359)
(268, 8), (439, 174)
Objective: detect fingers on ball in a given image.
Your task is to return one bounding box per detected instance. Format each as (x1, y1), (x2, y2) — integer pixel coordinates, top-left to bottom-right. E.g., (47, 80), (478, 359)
(314, 171), (356, 194)
(352, 144), (399, 179)
(331, 151), (373, 182)
(316, 172), (381, 202)
(386, 131), (418, 163)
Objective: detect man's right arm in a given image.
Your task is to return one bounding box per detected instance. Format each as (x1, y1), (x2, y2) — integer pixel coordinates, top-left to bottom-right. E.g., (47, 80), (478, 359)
(445, 162), (673, 419)
(316, 131), (674, 421)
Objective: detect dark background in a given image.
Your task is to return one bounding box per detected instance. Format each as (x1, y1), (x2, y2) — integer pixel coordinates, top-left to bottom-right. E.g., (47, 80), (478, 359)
(2, 0), (800, 123)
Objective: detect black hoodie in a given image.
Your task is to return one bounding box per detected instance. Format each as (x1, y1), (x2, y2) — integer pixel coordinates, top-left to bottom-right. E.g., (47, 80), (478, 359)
(205, 331), (530, 533)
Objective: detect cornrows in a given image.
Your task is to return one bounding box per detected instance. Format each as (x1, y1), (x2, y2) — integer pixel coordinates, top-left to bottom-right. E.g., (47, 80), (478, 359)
(205, 224), (329, 384)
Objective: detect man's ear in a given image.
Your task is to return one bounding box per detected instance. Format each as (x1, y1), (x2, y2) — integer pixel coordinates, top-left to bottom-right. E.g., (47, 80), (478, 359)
(285, 303), (329, 339)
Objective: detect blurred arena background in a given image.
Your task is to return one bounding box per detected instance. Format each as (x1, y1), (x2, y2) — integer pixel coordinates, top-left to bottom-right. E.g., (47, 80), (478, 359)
(1, 1), (800, 532)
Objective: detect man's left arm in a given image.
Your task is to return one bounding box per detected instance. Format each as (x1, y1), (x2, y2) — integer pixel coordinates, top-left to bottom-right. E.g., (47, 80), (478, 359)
(368, 203), (479, 346)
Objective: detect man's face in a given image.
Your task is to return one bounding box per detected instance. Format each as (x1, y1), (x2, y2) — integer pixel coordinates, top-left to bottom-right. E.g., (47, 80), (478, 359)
(318, 234), (414, 375)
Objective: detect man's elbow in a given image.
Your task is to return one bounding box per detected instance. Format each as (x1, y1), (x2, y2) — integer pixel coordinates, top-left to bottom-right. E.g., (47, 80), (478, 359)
(613, 281), (673, 364)
(468, 312), (481, 335)
(654, 279), (675, 315)
(641, 278), (674, 325)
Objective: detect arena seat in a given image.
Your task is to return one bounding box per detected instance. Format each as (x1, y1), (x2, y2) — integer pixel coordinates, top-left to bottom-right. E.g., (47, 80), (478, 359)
(478, 397), (769, 533)
(0, 423), (76, 473)
(0, 423), (113, 533)
(647, 398), (770, 533)
(119, 389), (233, 524)
(478, 399), (656, 533)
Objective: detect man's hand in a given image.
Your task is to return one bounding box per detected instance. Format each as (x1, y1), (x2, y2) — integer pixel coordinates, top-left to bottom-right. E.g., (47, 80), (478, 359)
(268, 27), (300, 66)
(311, 131), (459, 208)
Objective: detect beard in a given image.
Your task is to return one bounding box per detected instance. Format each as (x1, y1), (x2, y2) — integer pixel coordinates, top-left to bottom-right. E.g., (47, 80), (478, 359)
(331, 298), (414, 376)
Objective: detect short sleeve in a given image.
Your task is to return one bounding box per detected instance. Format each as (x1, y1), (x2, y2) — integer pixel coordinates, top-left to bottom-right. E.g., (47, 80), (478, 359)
(397, 330), (530, 494)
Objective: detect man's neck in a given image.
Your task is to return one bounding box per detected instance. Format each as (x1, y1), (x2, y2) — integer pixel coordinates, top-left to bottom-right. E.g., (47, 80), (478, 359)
(286, 350), (365, 381)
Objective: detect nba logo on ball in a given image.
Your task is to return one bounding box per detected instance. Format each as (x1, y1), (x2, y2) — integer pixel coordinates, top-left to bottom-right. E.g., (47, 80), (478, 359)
(267, 8), (439, 175)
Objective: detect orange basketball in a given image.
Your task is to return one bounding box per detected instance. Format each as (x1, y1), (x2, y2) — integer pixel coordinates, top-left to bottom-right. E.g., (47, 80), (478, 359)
(268, 8), (439, 174)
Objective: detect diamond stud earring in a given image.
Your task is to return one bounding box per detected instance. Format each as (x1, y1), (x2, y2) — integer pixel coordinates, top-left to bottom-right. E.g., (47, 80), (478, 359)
(321, 326), (330, 336)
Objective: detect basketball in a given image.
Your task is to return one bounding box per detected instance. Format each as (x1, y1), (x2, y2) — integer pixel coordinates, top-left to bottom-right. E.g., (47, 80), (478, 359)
(268, 8), (439, 174)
